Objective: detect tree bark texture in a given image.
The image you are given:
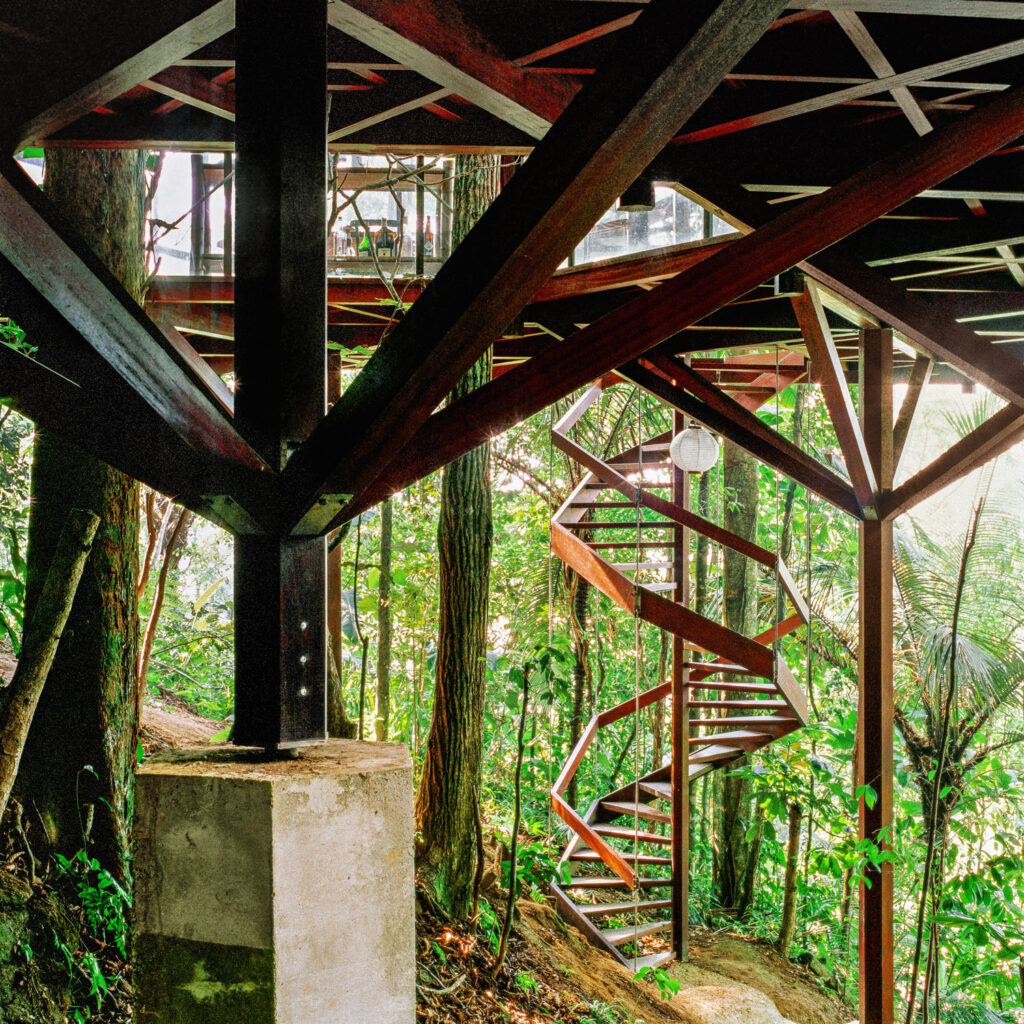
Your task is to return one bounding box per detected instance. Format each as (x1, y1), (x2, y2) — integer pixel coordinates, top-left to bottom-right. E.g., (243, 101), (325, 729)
(414, 155), (499, 919)
(0, 510), (99, 825)
(17, 149), (144, 878)
(375, 495), (393, 742)
(714, 442), (762, 916)
(567, 572), (591, 807)
(776, 800), (803, 956)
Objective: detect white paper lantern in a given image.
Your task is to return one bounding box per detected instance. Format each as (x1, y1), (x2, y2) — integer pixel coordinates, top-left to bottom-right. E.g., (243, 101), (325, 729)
(669, 424), (720, 473)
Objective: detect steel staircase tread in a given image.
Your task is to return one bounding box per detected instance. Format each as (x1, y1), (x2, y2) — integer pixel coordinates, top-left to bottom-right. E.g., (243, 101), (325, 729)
(638, 780), (672, 800)
(688, 744), (745, 764)
(569, 850), (671, 865)
(578, 899), (673, 917)
(564, 876), (672, 889)
(632, 952), (676, 971)
(686, 679), (778, 693)
(610, 561), (674, 570)
(601, 920), (672, 946)
(591, 824), (672, 845)
(562, 520), (674, 529)
(690, 729), (773, 747)
(600, 800), (672, 824)
(688, 700), (788, 710)
(680, 661), (760, 675)
(692, 715), (795, 728)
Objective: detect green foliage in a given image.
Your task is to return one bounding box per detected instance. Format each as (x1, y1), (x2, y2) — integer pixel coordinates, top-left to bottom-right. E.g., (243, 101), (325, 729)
(140, 516), (234, 721)
(579, 999), (645, 1024)
(0, 408), (31, 655)
(53, 849), (131, 1018)
(633, 965), (680, 1001)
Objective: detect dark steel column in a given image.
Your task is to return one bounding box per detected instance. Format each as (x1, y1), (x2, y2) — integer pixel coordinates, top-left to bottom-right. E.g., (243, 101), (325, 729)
(233, 0), (328, 747)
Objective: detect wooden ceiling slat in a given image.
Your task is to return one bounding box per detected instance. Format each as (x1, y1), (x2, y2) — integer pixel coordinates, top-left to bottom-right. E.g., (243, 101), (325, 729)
(13, 0), (234, 150)
(143, 66), (235, 122)
(675, 36), (1024, 144)
(326, 0), (576, 138)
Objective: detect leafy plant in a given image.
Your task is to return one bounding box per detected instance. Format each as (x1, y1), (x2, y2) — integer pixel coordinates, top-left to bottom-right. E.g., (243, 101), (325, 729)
(633, 965), (680, 1001)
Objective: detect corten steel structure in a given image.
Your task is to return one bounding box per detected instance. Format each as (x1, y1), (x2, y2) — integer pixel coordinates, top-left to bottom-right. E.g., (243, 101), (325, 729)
(4, 1), (1024, 1021)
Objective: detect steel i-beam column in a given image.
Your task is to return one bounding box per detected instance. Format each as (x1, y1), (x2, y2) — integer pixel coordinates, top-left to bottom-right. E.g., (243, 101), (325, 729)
(233, 0), (328, 747)
(671, 409), (690, 961)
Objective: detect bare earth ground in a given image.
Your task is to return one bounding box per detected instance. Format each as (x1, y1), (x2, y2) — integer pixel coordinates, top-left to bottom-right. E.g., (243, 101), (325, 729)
(515, 899), (853, 1024)
(0, 646), (225, 754)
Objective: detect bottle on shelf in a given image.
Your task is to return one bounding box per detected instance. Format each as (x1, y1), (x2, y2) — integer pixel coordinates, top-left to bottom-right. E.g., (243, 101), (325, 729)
(357, 223), (372, 258)
(376, 220), (395, 259)
(423, 215), (434, 258)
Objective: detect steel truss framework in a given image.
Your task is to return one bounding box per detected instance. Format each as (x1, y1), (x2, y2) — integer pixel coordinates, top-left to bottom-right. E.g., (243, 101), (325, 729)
(5, 3), (1024, 1020)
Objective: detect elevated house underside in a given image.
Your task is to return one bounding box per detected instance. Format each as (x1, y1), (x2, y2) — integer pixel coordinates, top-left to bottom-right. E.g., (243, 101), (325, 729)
(4, 2), (1024, 1020)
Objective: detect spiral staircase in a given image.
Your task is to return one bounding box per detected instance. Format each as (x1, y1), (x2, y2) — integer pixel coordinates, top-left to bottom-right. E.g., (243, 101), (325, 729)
(547, 380), (811, 970)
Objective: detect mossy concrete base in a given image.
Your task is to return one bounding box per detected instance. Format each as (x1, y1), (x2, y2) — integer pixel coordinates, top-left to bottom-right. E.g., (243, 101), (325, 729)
(133, 740), (414, 1023)
(134, 934), (274, 1024)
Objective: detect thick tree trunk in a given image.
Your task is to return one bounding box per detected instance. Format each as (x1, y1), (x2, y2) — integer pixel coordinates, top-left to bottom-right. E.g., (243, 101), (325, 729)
(16, 149), (144, 879)
(714, 442), (762, 916)
(375, 496), (393, 741)
(414, 155), (499, 919)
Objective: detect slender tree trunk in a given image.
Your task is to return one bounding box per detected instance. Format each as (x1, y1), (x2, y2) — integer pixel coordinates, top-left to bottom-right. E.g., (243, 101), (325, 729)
(326, 636), (357, 739)
(567, 572), (591, 806)
(776, 801), (803, 956)
(0, 510), (99, 824)
(714, 442), (762, 916)
(137, 506), (192, 716)
(16, 149), (144, 879)
(414, 155), (499, 919)
(375, 496), (393, 741)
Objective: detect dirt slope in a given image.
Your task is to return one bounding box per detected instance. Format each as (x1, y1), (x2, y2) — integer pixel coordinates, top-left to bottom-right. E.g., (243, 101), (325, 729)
(516, 899), (853, 1024)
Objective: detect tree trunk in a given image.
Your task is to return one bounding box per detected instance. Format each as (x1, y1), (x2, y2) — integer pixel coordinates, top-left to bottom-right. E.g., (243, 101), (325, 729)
(776, 801), (803, 957)
(375, 495), (393, 741)
(16, 149), (144, 879)
(414, 155), (499, 919)
(567, 571), (591, 807)
(714, 442), (762, 916)
(0, 510), (99, 824)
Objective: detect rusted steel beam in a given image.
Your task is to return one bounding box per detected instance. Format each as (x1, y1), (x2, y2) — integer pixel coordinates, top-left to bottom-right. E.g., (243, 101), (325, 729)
(858, 329), (895, 1024)
(792, 282), (877, 514)
(881, 403), (1024, 521)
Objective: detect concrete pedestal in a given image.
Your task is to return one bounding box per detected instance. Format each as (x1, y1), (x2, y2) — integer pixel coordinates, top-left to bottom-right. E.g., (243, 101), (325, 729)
(133, 740), (414, 1024)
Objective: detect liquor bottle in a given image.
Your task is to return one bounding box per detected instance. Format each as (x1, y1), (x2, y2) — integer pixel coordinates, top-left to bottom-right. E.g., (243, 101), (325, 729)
(377, 220), (395, 259)
(357, 225), (371, 258)
(423, 215), (434, 257)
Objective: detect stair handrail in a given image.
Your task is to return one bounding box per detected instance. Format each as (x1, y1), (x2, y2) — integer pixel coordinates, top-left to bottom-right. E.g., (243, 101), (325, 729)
(550, 678), (675, 888)
(551, 429), (810, 626)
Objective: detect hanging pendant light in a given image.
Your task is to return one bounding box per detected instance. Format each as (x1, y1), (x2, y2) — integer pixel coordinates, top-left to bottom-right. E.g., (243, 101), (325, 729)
(669, 422), (720, 473)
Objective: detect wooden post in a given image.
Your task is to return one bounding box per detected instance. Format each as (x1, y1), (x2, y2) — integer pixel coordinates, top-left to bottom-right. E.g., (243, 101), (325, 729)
(671, 409), (690, 961)
(222, 151), (233, 278)
(858, 328), (894, 1024)
(415, 155), (425, 278)
(233, 0), (328, 747)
